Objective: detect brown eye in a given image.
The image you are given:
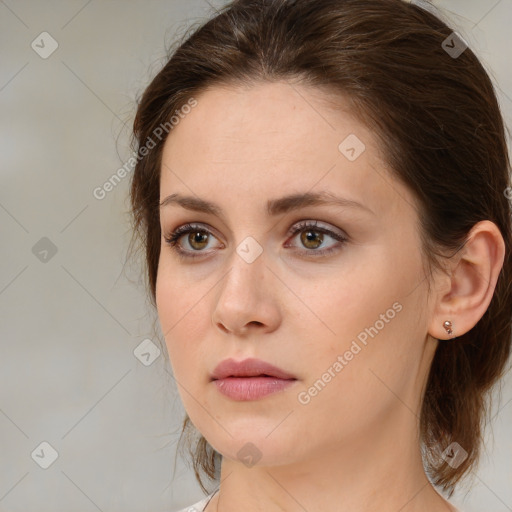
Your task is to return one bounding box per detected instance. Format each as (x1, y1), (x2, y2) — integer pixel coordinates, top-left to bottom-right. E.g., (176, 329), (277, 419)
(286, 220), (348, 257)
(187, 231), (210, 250)
(164, 223), (221, 259)
(164, 220), (347, 261)
(300, 229), (324, 250)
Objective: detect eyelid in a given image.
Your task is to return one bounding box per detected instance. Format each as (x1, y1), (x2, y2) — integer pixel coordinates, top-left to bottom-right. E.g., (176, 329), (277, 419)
(285, 219), (347, 239)
(163, 219), (348, 259)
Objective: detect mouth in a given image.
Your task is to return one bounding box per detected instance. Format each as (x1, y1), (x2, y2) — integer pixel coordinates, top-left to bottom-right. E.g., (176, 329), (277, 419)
(211, 374), (296, 380)
(210, 358), (297, 400)
(210, 357), (297, 381)
(211, 375), (297, 401)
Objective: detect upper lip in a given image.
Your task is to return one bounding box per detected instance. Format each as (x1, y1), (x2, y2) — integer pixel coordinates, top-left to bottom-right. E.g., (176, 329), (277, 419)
(211, 358), (297, 380)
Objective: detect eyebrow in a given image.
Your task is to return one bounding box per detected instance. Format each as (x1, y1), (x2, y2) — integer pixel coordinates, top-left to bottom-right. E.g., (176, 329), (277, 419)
(159, 191), (374, 217)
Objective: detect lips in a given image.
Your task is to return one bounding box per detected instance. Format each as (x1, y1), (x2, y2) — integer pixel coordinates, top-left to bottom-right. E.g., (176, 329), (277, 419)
(211, 357), (297, 381)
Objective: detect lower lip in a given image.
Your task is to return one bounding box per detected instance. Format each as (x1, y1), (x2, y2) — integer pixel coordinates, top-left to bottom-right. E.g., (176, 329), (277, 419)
(212, 376), (297, 400)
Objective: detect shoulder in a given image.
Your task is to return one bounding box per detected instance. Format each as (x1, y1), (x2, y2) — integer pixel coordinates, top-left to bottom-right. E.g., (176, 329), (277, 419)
(173, 491), (217, 512)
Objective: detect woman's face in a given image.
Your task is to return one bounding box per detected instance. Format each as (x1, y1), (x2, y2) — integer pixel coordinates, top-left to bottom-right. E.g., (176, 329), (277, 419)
(156, 81), (439, 466)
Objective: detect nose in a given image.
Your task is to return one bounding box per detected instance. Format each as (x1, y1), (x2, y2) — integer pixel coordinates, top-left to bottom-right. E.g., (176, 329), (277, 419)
(211, 249), (281, 336)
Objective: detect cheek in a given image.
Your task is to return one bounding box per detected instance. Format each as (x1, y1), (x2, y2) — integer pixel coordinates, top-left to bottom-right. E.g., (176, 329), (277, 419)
(155, 264), (211, 380)
(155, 256), (195, 330)
(155, 266), (187, 364)
(295, 260), (400, 348)
(294, 301), (424, 445)
(299, 247), (426, 386)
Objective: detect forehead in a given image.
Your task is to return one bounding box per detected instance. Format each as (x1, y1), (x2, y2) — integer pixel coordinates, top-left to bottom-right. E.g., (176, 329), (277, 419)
(163, 81), (364, 162)
(160, 81), (415, 220)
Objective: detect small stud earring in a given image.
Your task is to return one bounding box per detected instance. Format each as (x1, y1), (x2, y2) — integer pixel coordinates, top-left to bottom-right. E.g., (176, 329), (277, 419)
(443, 320), (453, 336)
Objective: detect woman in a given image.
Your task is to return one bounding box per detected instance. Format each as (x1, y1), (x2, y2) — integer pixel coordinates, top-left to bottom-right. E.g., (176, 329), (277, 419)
(128, 0), (512, 510)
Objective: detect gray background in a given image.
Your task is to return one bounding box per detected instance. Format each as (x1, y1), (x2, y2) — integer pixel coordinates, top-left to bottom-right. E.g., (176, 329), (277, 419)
(0, 1), (511, 511)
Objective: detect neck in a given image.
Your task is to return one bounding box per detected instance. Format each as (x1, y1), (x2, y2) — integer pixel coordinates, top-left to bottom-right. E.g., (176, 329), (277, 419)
(207, 410), (455, 512)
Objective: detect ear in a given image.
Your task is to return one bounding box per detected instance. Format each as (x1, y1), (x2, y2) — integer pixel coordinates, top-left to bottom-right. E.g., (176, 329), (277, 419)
(428, 220), (506, 340)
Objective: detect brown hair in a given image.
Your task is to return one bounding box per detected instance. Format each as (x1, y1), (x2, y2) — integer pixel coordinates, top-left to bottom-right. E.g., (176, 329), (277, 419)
(128, 0), (512, 497)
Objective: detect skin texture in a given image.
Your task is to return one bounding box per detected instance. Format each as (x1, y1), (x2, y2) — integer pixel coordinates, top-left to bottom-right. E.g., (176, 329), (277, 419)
(155, 81), (504, 512)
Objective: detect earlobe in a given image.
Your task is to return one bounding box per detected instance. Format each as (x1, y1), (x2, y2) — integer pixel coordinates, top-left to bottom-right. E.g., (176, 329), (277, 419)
(442, 320), (454, 337)
(428, 220), (506, 341)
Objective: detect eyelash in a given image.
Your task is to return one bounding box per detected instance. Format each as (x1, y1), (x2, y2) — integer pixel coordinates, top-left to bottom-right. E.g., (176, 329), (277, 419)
(163, 221), (348, 261)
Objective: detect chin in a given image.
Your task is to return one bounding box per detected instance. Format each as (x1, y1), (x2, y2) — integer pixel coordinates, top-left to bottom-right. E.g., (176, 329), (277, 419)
(206, 432), (303, 469)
